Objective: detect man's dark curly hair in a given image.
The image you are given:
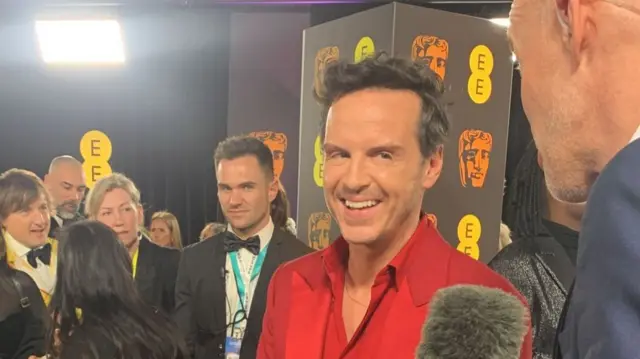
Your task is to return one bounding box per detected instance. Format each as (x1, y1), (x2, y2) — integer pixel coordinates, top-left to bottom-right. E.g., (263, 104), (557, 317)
(314, 53), (451, 158)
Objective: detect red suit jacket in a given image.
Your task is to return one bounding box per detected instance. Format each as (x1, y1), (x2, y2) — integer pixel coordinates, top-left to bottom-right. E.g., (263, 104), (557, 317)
(257, 220), (532, 359)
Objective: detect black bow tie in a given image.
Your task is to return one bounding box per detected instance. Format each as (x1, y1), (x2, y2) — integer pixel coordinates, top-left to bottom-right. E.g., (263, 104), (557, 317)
(223, 232), (261, 255)
(26, 243), (52, 268)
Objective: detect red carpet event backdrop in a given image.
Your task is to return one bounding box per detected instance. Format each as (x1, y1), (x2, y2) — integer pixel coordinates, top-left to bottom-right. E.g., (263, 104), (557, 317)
(297, 3), (513, 262)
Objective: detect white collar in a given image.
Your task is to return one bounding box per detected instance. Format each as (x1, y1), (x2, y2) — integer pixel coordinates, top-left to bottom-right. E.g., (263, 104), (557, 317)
(630, 126), (640, 144)
(227, 217), (274, 250)
(52, 215), (63, 227)
(5, 231), (38, 258)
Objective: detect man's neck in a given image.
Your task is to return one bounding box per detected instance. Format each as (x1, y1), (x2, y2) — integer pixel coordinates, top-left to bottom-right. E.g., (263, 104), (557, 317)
(231, 216), (271, 240)
(546, 190), (584, 232)
(345, 212), (420, 289)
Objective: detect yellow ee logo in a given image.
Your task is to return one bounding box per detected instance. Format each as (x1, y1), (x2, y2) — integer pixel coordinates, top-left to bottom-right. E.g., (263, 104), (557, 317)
(467, 45), (494, 105)
(354, 36), (375, 63)
(79, 130), (113, 188)
(456, 214), (481, 260)
(313, 135), (324, 187)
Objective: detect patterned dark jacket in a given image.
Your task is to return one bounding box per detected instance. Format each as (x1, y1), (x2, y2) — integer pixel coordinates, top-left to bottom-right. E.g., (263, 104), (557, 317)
(489, 235), (575, 359)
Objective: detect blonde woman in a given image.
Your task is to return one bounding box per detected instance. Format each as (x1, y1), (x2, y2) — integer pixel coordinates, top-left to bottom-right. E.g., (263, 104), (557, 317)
(85, 173), (180, 315)
(150, 211), (183, 249)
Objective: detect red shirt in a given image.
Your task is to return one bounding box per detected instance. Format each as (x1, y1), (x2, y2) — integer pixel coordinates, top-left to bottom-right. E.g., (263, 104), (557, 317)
(256, 217), (532, 359)
(322, 232), (415, 358)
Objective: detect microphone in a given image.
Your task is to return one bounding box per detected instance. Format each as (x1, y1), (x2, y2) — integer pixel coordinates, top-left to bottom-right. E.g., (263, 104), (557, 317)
(416, 285), (529, 359)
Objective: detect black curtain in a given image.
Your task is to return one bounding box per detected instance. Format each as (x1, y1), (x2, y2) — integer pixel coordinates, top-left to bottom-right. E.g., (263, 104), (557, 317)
(0, 6), (230, 245)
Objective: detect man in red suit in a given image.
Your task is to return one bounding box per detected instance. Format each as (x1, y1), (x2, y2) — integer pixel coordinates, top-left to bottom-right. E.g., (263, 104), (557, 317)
(257, 55), (532, 359)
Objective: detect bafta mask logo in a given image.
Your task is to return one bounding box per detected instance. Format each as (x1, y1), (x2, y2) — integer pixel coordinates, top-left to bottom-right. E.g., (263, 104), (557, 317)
(411, 35), (449, 80)
(426, 213), (438, 228)
(314, 46), (339, 96)
(308, 212), (332, 250)
(249, 131), (288, 181)
(459, 129), (493, 188)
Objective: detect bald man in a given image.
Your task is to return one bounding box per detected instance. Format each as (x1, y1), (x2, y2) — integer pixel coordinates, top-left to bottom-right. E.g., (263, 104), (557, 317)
(507, 0), (640, 358)
(43, 156), (86, 238)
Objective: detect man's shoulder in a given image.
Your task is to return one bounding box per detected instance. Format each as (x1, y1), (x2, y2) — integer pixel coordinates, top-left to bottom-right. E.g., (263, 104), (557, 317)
(270, 248), (323, 281)
(447, 246), (522, 296)
(273, 229), (314, 256)
(489, 237), (539, 270)
(143, 237), (180, 257)
(594, 138), (640, 195)
(183, 234), (223, 256)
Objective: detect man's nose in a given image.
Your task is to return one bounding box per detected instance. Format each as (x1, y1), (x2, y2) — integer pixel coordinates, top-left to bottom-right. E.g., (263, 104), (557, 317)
(342, 157), (370, 193)
(228, 190), (243, 205)
(34, 211), (47, 226)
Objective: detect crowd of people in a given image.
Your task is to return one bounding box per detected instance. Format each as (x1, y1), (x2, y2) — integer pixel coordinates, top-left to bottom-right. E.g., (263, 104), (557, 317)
(1, 1), (639, 356)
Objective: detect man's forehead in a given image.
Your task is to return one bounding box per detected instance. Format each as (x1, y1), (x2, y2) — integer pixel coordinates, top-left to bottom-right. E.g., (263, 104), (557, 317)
(53, 162), (84, 176)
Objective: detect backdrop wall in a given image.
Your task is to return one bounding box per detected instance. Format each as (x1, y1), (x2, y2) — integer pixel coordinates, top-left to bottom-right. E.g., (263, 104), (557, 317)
(226, 10), (311, 220)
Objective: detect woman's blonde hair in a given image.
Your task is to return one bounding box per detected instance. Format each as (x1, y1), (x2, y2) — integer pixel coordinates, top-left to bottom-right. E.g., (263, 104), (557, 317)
(151, 211), (183, 249)
(85, 173), (141, 218)
(498, 222), (512, 251)
(199, 222), (226, 241)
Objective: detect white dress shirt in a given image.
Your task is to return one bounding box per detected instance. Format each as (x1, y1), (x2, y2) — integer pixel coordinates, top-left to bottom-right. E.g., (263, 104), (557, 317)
(52, 215), (63, 228)
(630, 126), (640, 143)
(225, 218), (274, 338)
(5, 231), (56, 293)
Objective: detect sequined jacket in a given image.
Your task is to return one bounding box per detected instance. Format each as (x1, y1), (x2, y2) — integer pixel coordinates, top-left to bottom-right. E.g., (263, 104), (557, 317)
(489, 235), (575, 359)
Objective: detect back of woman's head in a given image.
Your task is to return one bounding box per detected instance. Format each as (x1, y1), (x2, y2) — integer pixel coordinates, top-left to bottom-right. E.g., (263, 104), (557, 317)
(55, 221), (136, 309)
(271, 182), (291, 231)
(504, 141), (547, 239)
(50, 220), (185, 359)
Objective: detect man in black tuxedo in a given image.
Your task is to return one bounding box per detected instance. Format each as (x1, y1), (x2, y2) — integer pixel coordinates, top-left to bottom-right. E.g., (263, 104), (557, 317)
(85, 173), (180, 315)
(43, 156), (86, 239)
(175, 136), (312, 359)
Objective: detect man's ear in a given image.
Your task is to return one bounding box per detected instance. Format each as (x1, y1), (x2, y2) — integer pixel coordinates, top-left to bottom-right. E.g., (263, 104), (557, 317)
(422, 146), (444, 190)
(558, 0), (594, 63)
(268, 179), (279, 203)
(537, 152), (544, 171)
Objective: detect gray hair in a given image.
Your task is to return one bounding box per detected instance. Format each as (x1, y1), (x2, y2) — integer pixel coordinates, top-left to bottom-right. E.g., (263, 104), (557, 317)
(85, 173), (141, 217)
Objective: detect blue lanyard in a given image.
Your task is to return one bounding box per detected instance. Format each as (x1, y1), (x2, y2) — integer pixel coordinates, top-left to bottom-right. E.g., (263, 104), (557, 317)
(229, 244), (269, 311)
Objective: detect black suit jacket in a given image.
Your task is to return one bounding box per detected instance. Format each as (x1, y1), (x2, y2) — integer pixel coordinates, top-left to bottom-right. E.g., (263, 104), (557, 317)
(48, 214), (85, 239)
(174, 228), (313, 359)
(136, 236), (181, 316)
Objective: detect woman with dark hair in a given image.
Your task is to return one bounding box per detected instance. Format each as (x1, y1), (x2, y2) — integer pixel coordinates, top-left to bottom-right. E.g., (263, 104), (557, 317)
(0, 232), (47, 359)
(48, 220), (186, 359)
(490, 141), (584, 359)
(270, 182), (297, 236)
